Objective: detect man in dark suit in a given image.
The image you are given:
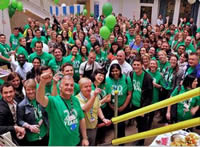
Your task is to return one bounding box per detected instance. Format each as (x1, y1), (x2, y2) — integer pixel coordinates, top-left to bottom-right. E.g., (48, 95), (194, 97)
(0, 82), (25, 144)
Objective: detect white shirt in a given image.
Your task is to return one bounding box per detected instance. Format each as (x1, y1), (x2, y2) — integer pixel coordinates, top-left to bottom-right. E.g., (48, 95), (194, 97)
(107, 60), (133, 77)
(79, 61), (102, 75)
(15, 62), (33, 80)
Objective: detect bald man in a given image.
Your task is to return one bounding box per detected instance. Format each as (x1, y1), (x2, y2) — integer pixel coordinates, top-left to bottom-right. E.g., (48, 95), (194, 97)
(37, 74), (88, 146)
(76, 78), (110, 146)
(107, 50), (133, 77)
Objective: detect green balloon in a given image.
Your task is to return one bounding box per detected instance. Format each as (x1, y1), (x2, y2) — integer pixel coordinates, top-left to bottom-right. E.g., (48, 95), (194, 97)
(8, 5), (16, 18)
(11, 0), (17, 8)
(100, 26), (110, 40)
(83, 9), (88, 16)
(105, 15), (116, 29)
(0, 0), (10, 10)
(54, 0), (59, 4)
(16, 1), (23, 11)
(102, 2), (113, 17)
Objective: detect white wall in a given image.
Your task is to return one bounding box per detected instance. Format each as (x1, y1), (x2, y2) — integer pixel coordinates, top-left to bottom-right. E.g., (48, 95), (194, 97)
(172, 0), (181, 26)
(22, 0), (52, 19)
(97, 0), (108, 16)
(95, 0), (159, 25)
(197, 4), (200, 28)
(109, 0), (140, 20)
(0, 9), (11, 44)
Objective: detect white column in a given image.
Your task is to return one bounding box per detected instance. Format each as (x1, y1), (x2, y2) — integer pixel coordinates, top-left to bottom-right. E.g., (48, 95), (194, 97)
(197, 4), (200, 28)
(0, 9), (11, 44)
(98, 0), (108, 15)
(151, 0), (159, 26)
(172, 0), (181, 26)
(90, 0), (94, 14)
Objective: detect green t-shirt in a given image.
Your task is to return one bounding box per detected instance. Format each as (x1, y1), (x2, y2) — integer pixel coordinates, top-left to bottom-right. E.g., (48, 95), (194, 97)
(142, 19), (148, 27)
(46, 95), (84, 146)
(176, 42), (196, 54)
(65, 54), (82, 82)
(171, 86), (200, 121)
(67, 37), (75, 45)
(185, 43), (196, 55)
(48, 57), (68, 73)
(162, 67), (174, 90)
(86, 42), (92, 53)
(95, 51), (107, 66)
(197, 40), (200, 48)
(0, 79), (4, 99)
(0, 43), (11, 63)
(91, 83), (111, 108)
(126, 33), (135, 44)
(9, 33), (23, 50)
(36, 81), (53, 97)
(147, 70), (165, 103)
(26, 99), (48, 142)
(168, 35), (175, 46)
(28, 52), (53, 66)
(24, 24), (30, 30)
(185, 67), (195, 77)
(17, 46), (29, 60)
(158, 61), (170, 74)
(106, 74), (132, 107)
(30, 36), (48, 49)
(132, 71), (145, 107)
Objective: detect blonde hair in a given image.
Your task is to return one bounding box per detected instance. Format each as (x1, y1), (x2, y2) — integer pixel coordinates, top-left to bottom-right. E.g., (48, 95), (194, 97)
(142, 53), (150, 60)
(24, 79), (36, 90)
(78, 78), (91, 89)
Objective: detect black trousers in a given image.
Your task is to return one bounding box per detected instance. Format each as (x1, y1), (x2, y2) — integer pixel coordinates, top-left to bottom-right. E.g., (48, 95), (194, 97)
(132, 106), (151, 146)
(159, 88), (171, 122)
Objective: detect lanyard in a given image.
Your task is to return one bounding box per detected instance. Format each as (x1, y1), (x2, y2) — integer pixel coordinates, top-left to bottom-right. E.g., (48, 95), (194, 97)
(29, 101), (40, 120)
(61, 97), (74, 116)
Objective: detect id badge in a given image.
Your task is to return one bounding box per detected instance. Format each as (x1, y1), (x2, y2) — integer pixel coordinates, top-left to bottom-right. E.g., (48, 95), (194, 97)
(90, 117), (95, 122)
(184, 103), (189, 111)
(70, 123), (77, 131)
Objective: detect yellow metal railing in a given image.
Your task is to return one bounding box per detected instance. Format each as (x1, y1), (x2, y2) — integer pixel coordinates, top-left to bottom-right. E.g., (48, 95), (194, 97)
(111, 87), (200, 145)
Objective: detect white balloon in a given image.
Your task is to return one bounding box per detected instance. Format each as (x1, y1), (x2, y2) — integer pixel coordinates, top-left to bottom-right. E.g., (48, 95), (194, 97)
(42, 43), (49, 53)
(188, 0), (196, 4)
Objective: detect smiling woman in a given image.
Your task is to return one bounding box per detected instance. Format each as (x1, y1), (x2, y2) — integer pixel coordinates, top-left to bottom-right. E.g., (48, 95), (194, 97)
(106, 63), (132, 143)
(17, 79), (49, 146)
(7, 72), (24, 103)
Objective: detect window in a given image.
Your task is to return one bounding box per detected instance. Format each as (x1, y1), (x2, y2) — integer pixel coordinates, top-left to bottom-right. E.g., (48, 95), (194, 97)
(140, 0), (154, 3)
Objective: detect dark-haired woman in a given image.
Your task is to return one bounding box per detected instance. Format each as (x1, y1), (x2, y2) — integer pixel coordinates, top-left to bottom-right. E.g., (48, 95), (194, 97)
(106, 64), (132, 140)
(92, 69), (111, 144)
(25, 28), (34, 54)
(92, 69), (111, 114)
(159, 55), (183, 123)
(166, 75), (200, 123)
(56, 34), (66, 56)
(26, 57), (41, 83)
(7, 72), (24, 103)
(80, 45), (88, 62)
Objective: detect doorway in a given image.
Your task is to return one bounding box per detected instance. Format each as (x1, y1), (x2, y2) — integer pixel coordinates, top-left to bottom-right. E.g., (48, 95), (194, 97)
(140, 6), (152, 22)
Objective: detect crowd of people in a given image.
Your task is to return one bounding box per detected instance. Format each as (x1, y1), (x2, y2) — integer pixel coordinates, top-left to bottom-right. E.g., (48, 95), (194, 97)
(0, 11), (200, 146)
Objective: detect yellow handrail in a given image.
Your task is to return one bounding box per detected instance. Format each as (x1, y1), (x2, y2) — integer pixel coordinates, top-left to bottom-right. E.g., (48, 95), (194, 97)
(112, 117), (200, 145)
(112, 87), (200, 124)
